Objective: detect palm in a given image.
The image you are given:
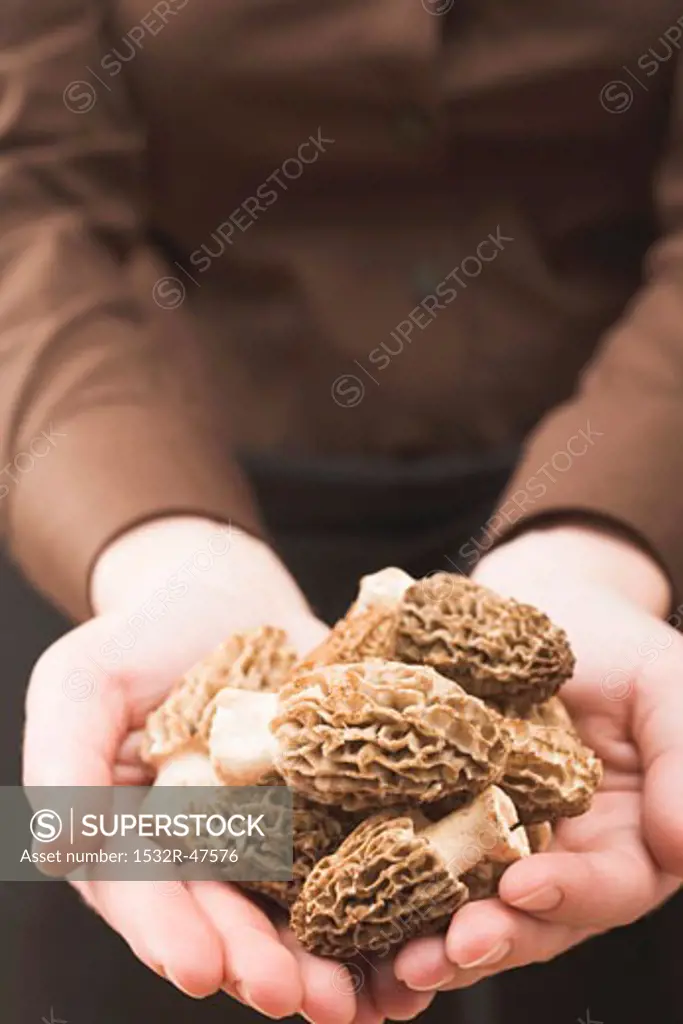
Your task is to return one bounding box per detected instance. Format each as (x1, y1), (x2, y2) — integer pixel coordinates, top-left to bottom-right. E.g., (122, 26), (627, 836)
(548, 611), (643, 874)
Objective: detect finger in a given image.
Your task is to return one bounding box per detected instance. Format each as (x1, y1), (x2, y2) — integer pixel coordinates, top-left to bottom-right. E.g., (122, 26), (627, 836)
(112, 764), (152, 786)
(499, 839), (675, 929)
(394, 936), (454, 992)
(190, 882), (303, 1017)
(438, 900), (589, 988)
(635, 649), (683, 876)
(23, 621), (128, 787)
(286, 617), (330, 657)
(369, 957), (435, 1020)
(352, 992), (386, 1024)
(71, 878), (98, 914)
(90, 879), (224, 997)
(23, 625), (132, 873)
(395, 901), (586, 992)
(117, 730), (147, 766)
(277, 926), (359, 1024)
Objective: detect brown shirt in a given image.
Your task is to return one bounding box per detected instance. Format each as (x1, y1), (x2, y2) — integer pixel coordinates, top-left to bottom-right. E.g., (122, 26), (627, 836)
(3, 0), (683, 619)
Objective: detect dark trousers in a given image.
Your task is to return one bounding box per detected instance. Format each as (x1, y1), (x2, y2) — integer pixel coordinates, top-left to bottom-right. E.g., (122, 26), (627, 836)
(1, 453), (680, 1023)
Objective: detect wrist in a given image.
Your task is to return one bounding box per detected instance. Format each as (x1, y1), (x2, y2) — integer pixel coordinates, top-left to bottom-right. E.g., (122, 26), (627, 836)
(473, 522), (672, 618)
(90, 516), (313, 622)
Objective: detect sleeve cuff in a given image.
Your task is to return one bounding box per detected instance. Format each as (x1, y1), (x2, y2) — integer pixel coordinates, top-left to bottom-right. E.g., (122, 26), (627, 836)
(7, 404), (265, 621)
(487, 391), (683, 603)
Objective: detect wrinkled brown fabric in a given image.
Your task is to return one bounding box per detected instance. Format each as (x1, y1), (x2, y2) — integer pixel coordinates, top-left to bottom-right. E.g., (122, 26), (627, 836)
(3, 1), (683, 618)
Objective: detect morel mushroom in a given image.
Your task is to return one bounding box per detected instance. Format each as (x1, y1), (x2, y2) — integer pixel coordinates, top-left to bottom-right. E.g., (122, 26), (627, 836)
(488, 695), (576, 732)
(500, 720), (602, 823)
(298, 567), (414, 670)
(141, 672), (218, 770)
(242, 799), (351, 907)
(187, 625), (296, 696)
(291, 787), (526, 958)
(141, 627), (295, 769)
(275, 661), (508, 811)
(208, 660), (507, 810)
(291, 809), (467, 958)
(395, 573), (575, 708)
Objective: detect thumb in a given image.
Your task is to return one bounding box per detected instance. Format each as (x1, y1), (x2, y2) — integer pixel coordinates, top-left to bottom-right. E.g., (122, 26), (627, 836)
(634, 639), (683, 878)
(24, 618), (129, 789)
(285, 615), (329, 657)
(22, 618), (131, 876)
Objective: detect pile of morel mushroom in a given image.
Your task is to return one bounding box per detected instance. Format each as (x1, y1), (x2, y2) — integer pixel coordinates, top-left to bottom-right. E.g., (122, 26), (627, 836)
(141, 569), (602, 960)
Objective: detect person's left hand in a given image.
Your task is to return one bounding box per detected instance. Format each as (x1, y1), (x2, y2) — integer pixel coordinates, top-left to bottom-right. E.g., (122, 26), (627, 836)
(386, 524), (683, 996)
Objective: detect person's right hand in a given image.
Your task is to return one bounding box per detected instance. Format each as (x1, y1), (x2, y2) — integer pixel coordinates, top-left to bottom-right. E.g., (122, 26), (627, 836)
(22, 517), (419, 1024)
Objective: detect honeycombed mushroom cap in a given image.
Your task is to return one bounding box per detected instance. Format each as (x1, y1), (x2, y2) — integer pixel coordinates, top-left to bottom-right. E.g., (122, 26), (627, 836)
(523, 696), (576, 732)
(488, 694), (576, 730)
(242, 800), (351, 907)
(297, 604), (398, 671)
(273, 660), (508, 811)
(197, 627), (296, 742)
(296, 567), (414, 671)
(394, 573), (575, 706)
(141, 626), (296, 767)
(291, 810), (468, 959)
(141, 674), (218, 767)
(501, 720), (602, 823)
(172, 779), (290, 881)
(192, 626), (296, 702)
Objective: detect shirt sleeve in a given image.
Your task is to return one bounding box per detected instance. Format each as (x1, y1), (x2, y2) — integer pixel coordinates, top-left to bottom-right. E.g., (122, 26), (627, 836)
(0, 2), (263, 621)
(490, 57), (683, 598)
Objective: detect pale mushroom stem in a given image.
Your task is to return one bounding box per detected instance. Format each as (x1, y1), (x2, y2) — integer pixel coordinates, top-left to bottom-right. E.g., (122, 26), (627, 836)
(209, 688), (280, 785)
(354, 567), (415, 612)
(419, 787), (529, 880)
(154, 746), (222, 787)
(526, 820), (553, 853)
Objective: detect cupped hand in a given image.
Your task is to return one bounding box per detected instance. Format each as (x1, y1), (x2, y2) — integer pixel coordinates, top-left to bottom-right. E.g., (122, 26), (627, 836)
(392, 525), (683, 995)
(22, 518), (421, 1024)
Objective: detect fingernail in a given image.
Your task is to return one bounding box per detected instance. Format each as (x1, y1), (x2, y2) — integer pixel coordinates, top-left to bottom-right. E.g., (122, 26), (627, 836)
(406, 990), (438, 1009)
(235, 982), (281, 1019)
(508, 885), (563, 912)
(300, 1013), (315, 1023)
(456, 938), (512, 970)
(165, 968), (202, 998)
(405, 976), (455, 992)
